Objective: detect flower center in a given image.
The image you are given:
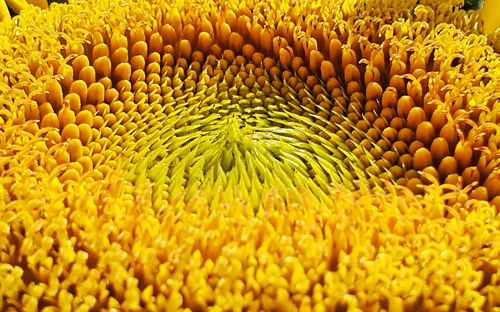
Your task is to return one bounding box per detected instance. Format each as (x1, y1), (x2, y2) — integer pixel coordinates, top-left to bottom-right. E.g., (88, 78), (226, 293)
(25, 3), (499, 209)
(122, 68), (358, 207)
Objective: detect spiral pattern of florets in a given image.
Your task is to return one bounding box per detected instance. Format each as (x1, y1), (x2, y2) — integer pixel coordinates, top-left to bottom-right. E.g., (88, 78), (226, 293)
(0, 0), (499, 310)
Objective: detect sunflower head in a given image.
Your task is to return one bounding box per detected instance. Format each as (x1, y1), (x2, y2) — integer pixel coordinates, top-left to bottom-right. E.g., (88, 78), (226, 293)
(0, 0), (499, 310)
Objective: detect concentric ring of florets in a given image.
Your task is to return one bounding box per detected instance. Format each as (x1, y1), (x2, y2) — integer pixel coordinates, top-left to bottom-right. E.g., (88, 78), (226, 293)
(0, 0), (500, 311)
(2, 0), (498, 207)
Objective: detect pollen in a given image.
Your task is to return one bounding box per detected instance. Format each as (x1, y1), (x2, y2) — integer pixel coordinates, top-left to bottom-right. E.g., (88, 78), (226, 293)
(0, 0), (500, 310)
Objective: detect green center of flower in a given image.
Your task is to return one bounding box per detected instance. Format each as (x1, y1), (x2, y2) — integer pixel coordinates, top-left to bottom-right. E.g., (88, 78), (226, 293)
(123, 71), (365, 208)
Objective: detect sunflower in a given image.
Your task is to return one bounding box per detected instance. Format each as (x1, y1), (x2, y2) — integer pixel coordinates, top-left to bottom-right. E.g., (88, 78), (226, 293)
(0, 0), (499, 310)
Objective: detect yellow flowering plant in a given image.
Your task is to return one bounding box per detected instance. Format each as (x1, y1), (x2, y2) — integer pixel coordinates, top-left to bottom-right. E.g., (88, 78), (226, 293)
(0, 0), (499, 310)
